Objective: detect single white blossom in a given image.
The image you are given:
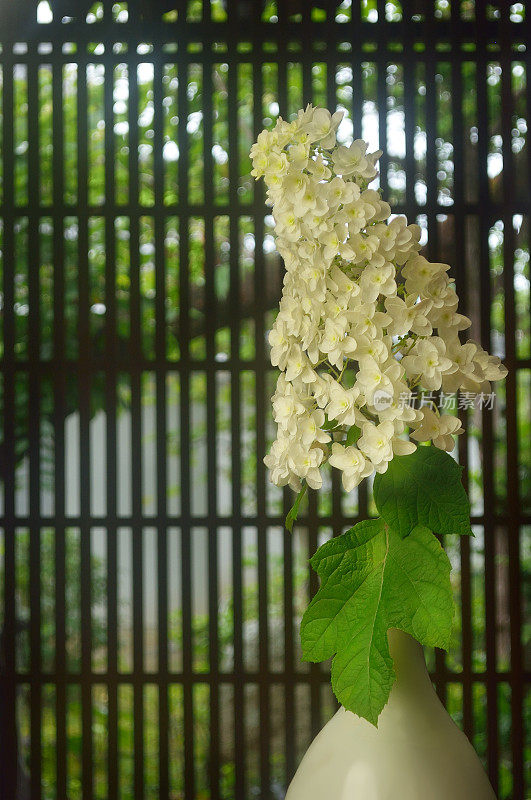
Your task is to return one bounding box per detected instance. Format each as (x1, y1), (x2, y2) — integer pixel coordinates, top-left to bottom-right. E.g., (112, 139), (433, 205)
(328, 443), (373, 491)
(326, 380), (360, 426)
(357, 421), (395, 471)
(402, 338), (456, 391)
(411, 408), (464, 452)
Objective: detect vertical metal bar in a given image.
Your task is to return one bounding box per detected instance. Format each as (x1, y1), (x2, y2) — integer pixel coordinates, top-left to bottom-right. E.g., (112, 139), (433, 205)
(301, 15), (312, 108)
(177, 54), (195, 800)
(104, 50), (119, 800)
(403, 24), (416, 221)
(308, 45), (338, 734)
(308, 488), (321, 739)
(451, 47), (474, 741)
(276, 0), (287, 32)
(202, 58), (221, 800)
(402, 0), (413, 24)
(128, 53), (144, 800)
(228, 57), (245, 800)
(523, 40), (531, 800)
(77, 53), (93, 800)
(527, 33), (531, 353)
(0, 47), (18, 800)
(152, 54), (170, 800)
(300, 0), (322, 746)
(475, 7), (499, 789)
(500, 32), (524, 798)
(128, 0), (141, 23)
(376, 36), (389, 203)
(352, 11), (368, 524)
(351, 8), (363, 143)
(351, 0), (362, 25)
(424, 42), (439, 261)
(52, 48), (68, 800)
(27, 41), (43, 800)
(424, 26), (446, 706)
(254, 57), (270, 799)
(276, 39), (296, 787)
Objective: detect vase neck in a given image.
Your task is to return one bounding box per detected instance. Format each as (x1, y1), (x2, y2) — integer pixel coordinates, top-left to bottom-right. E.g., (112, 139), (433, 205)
(387, 628), (431, 692)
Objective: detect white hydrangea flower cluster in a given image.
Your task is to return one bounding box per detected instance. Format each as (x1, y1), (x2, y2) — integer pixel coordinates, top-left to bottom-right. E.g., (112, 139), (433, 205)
(251, 105), (508, 493)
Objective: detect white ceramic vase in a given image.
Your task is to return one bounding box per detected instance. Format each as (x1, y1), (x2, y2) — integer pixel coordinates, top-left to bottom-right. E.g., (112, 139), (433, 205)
(286, 629), (496, 800)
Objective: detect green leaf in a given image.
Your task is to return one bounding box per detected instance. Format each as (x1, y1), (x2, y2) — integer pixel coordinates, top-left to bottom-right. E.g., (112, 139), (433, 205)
(322, 417), (337, 431)
(301, 519), (453, 726)
(373, 446), (472, 539)
(285, 484), (307, 532)
(344, 424), (361, 447)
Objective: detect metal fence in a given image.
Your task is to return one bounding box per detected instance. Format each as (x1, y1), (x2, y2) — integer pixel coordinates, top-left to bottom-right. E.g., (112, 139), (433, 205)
(0, 1), (529, 798)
